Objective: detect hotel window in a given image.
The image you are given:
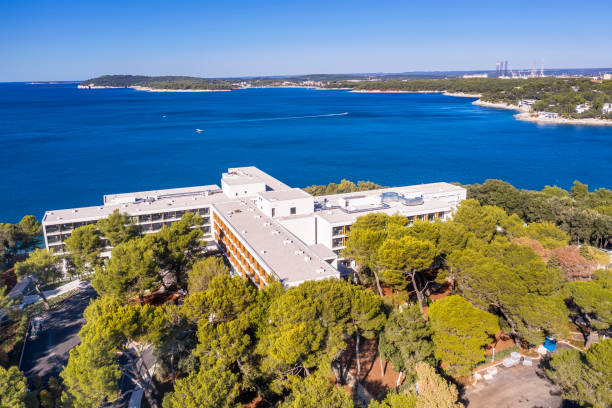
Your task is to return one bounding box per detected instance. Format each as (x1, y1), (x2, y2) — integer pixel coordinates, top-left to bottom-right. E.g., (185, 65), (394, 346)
(290, 207), (296, 215)
(151, 213), (162, 221)
(202, 217), (210, 224)
(332, 226), (344, 236)
(332, 238), (344, 248)
(45, 225), (59, 234)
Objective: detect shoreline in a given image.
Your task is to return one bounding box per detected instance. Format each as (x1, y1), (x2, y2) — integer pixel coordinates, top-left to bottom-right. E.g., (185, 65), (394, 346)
(349, 89), (441, 94)
(77, 84), (231, 92)
(514, 112), (612, 126)
(76, 84), (612, 126)
(473, 99), (612, 126)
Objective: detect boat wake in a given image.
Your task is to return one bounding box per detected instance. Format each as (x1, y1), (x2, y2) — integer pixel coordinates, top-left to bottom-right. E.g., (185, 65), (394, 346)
(210, 112), (349, 124)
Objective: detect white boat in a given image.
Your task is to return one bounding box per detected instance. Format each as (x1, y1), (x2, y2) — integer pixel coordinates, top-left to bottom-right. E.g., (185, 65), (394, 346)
(195, 129), (204, 133)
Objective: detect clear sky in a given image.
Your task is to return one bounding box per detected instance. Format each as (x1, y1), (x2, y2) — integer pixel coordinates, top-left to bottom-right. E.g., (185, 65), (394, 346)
(1, 0), (611, 81)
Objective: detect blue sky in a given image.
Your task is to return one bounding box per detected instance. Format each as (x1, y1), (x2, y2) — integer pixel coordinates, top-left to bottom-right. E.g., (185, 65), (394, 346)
(1, 0), (611, 81)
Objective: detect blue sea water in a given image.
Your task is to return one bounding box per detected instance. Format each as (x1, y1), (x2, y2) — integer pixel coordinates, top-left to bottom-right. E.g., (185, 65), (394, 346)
(1, 83), (611, 222)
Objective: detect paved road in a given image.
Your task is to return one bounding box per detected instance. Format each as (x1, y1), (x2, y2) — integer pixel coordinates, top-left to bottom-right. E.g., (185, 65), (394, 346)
(21, 285), (96, 386)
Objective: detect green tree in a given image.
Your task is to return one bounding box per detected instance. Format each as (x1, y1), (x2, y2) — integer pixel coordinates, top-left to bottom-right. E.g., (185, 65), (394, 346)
(92, 236), (160, 301)
(428, 295), (499, 377)
(567, 269), (612, 330)
(96, 210), (139, 246)
(449, 240), (569, 345)
(350, 286), (386, 380)
(0, 366), (28, 408)
(162, 360), (240, 408)
(343, 213), (407, 296)
(369, 392), (416, 408)
(280, 374), (353, 408)
(62, 297), (166, 408)
(570, 180), (589, 199)
(414, 362), (463, 408)
(64, 224), (103, 276)
(16, 215), (42, 253)
(453, 199), (508, 242)
(15, 248), (62, 310)
(187, 256), (229, 293)
(154, 212), (204, 288)
(545, 339), (612, 408)
(377, 236), (436, 314)
(379, 303), (434, 385)
(524, 221), (570, 249)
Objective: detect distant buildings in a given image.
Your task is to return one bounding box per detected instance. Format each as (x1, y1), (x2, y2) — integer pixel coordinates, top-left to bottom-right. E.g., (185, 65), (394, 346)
(462, 74), (488, 79)
(42, 167), (466, 288)
(576, 103), (591, 114)
(518, 99), (536, 112)
(603, 103), (612, 115)
(603, 73), (612, 80)
(537, 111), (559, 119)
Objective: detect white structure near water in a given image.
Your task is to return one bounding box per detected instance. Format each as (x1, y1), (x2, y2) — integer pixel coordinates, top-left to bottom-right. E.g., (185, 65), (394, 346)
(43, 167), (466, 288)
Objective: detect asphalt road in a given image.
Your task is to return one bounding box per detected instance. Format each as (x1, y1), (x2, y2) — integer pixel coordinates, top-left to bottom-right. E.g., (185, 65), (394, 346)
(21, 284), (96, 386)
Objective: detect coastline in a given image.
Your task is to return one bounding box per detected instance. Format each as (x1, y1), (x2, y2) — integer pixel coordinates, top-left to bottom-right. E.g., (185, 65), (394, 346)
(473, 99), (612, 126)
(349, 89), (441, 94)
(442, 91), (481, 98)
(514, 112), (612, 126)
(77, 84), (231, 92)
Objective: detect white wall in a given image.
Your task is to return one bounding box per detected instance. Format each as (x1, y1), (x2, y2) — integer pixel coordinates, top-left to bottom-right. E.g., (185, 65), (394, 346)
(315, 215), (334, 249)
(222, 180), (266, 198)
(278, 216), (316, 245)
(257, 195), (314, 218)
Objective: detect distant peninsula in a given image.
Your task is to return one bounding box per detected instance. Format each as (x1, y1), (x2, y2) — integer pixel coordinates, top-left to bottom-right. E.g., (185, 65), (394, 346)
(81, 75), (612, 125)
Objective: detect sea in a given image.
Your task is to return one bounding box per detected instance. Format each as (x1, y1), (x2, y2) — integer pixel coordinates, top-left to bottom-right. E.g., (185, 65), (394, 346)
(1, 82), (611, 222)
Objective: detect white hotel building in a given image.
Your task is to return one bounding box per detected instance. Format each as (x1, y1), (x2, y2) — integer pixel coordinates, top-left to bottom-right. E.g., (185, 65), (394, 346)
(42, 167), (466, 288)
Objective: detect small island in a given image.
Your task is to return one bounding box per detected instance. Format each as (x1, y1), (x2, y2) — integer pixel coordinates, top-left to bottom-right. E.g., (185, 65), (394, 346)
(80, 75), (612, 125)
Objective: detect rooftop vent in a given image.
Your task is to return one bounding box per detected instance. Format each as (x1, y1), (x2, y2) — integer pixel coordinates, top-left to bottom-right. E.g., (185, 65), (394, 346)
(263, 222), (271, 227)
(282, 239), (293, 245)
(254, 215), (261, 219)
(294, 250), (304, 255)
(242, 229), (247, 234)
(303, 256), (311, 262)
(261, 250), (267, 254)
(71, 209), (78, 213)
(316, 267), (326, 274)
(271, 230), (280, 235)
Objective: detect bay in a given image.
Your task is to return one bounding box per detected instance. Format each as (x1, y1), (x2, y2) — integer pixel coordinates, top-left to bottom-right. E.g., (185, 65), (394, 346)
(1, 83), (610, 222)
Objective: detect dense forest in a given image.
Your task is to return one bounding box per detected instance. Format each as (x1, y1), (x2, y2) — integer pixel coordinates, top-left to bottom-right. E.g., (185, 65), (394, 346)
(81, 75), (234, 90)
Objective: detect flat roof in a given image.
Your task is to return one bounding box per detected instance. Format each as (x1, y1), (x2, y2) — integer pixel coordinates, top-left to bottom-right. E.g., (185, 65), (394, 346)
(213, 200), (340, 286)
(316, 199), (453, 225)
(104, 184), (220, 204)
(227, 166), (291, 191)
(44, 191), (230, 224)
(308, 243), (337, 261)
(258, 188), (312, 201)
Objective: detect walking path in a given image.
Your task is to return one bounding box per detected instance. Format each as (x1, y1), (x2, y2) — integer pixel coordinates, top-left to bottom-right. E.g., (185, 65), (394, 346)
(20, 279), (87, 308)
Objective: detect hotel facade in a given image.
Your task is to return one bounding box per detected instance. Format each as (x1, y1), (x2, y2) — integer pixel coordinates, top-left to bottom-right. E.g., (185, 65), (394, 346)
(42, 167), (466, 288)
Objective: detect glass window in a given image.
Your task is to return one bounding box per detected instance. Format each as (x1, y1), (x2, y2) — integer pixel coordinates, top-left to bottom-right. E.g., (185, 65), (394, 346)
(332, 226), (344, 236)
(332, 238), (344, 248)
(45, 225), (59, 233)
(151, 213), (162, 221)
(202, 217), (210, 224)
(290, 207), (296, 215)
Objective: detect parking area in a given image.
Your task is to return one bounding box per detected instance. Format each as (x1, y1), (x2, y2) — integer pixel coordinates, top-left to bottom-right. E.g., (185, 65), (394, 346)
(463, 363), (563, 408)
(21, 284), (96, 386)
